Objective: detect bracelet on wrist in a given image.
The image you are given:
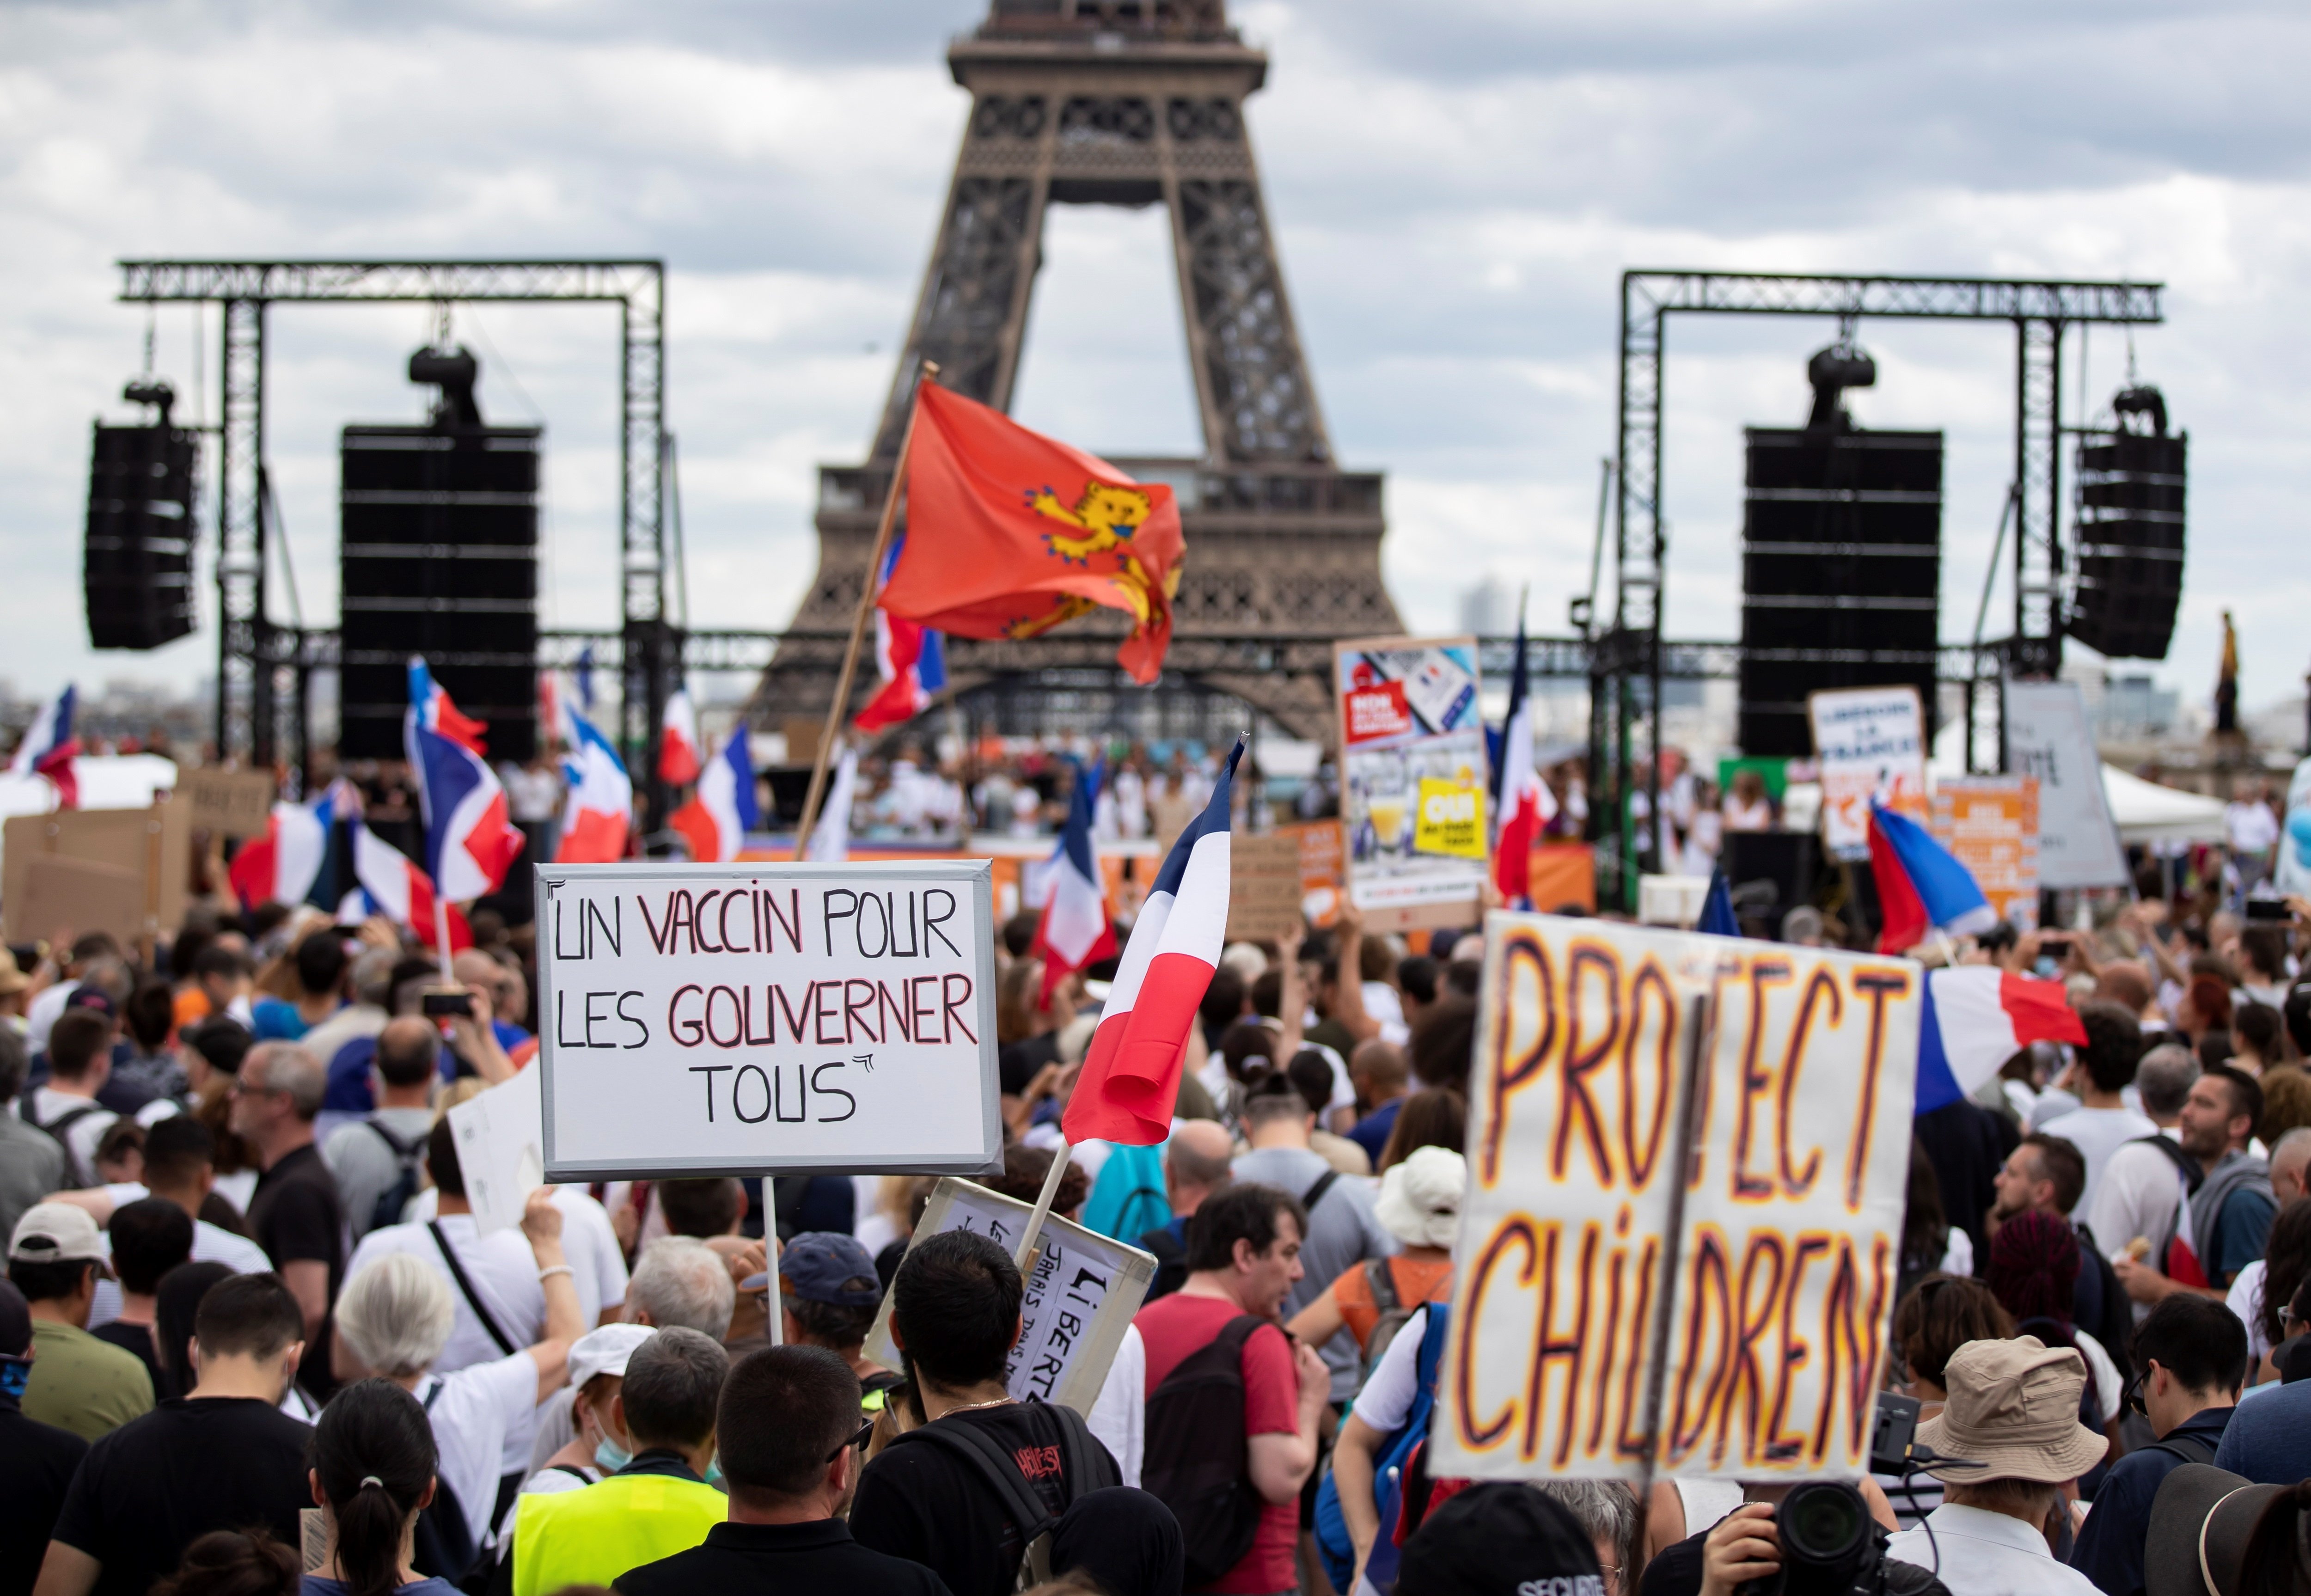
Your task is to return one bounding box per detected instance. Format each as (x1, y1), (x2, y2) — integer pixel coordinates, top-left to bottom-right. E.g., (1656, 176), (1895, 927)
(538, 1264), (574, 1283)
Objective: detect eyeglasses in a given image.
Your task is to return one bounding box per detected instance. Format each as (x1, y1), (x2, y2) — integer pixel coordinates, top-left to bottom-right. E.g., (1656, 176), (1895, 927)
(826, 1415), (876, 1461)
(226, 1078), (281, 1098)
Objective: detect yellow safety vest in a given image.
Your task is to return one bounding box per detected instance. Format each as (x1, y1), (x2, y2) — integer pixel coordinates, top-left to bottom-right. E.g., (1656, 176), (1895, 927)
(510, 1471), (726, 1596)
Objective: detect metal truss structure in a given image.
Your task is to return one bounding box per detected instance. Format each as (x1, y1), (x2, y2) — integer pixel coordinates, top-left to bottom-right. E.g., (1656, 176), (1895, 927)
(758, 0), (1398, 742)
(1597, 270), (2164, 906)
(116, 259), (672, 799)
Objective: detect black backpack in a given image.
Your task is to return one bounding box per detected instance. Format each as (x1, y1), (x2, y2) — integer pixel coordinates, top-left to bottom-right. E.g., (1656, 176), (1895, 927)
(26, 1099), (108, 1189)
(363, 1119), (428, 1234)
(887, 1399), (1113, 1590)
(1140, 1314), (1270, 1590)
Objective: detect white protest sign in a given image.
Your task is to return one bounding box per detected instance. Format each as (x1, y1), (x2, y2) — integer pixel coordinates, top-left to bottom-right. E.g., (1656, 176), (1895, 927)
(2003, 680), (2129, 890)
(446, 1061), (543, 1237)
(534, 861), (1001, 1180)
(862, 1176), (1156, 1416)
(1808, 686), (1928, 862)
(1435, 913), (1921, 1482)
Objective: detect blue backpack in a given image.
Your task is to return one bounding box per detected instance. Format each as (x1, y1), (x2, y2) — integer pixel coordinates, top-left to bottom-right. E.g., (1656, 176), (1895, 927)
(1315, 1303), (1450, 1593)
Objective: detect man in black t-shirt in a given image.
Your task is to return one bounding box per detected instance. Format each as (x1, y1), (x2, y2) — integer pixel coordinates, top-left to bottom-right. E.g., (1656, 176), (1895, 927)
(38, 1273), (312, 1596)
(0, 1281), (87, 1596)
(618, 1345), (949, 1596)
(849, 1231), (1119, 1596)
(230, 1043), (342, 1394)
(90, 1200), (191, 1400)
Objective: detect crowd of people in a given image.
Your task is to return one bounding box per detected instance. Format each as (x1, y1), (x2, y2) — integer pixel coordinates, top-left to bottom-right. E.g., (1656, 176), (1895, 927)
(5, 847), (2311, 1596)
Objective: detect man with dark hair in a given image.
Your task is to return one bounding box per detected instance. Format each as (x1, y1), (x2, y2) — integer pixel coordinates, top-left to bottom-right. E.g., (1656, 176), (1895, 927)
(0, 1278), (88, 1596)
(510, 1327), (729, 1596)
(24, 934), (125, 1055)
(7, 1204), (151, 1441)
(228, 1042), (340, 1393)
(88, 1201), (190, 1397)
(1989, 1131), (2131, 1368)
(36, 1272), (312, 1596)
(1134, 1182), (1330, 1596)
(319, 1015), (438, 1242)
(617, 1345), (949, 1596)
(2068, 1294), (2244, 1593)
(1198, 965), (1248, 1052)
(248, 933), (348, 1043)
(2042, 1001), (2156, 1214)
(23, 1010), (126, 1188)
(187, 946), (253, 1032)
(2119, 1065), (2276, 1307)
(2239, 924), (2290, 1008)
(851, 1230), (1119, 1596)
(659, 1177), (745, 1239)
(0, 1025), (65, 1243)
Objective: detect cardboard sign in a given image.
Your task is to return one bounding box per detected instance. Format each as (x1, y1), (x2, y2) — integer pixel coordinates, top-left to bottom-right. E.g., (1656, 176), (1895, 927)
(1435, 913), (1921, 1482)
(1808, 686), (1928, 862)
(862, 1176), (1155, 1416)
(534, 860), (1001, 1180)
(446, 1063), (544, 1237)
(1280, 818), (1345, 928)
(14, 856), (147, 948)
(1336, 636), (1487, 930)
(177, 769), (276, 839)
(1931, 777), (2041, 931)
(2, 804), (190, 944)
(1227, 832), (1306, 942)
(2003, 681), (2129, 890)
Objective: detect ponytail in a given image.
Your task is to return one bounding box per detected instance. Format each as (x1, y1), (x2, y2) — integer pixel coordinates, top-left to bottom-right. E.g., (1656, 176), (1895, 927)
(311, 1379), (438, 1596)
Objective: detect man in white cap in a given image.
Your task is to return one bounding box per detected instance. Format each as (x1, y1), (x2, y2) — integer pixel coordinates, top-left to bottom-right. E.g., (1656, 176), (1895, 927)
(6, 1204), (151, 1441)
(1885, 1336), (2107, 1593)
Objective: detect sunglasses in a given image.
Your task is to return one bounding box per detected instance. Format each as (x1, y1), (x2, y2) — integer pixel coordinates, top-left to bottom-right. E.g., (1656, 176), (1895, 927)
(827, 1415), (876, 1461)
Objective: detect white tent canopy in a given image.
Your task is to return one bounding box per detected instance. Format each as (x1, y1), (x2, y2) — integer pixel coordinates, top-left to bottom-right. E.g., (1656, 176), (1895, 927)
(2100, 762), (2227, 845)
(0, 754), (178, 821)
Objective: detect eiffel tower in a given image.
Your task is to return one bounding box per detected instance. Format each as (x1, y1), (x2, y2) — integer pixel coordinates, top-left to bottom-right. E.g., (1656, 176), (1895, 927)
(755, 0), (1400, 745)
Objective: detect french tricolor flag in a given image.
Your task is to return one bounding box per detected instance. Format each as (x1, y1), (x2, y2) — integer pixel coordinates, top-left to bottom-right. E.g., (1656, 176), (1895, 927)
(228, 792), (336, 911)
(407, 658), (489, 756)
(8, 684), (80, 808)
(1914, 966), (2088, 1113)
(1489, 615), (1556, 907)
(338, 822), (468, 952)
(555, 706), (633, 864)
(671, 730), (760, 863)
(1868, 801), (1998, 954)
(1064, 739), (1243, 1147)
(659, 689), (703, 787)
(1030, 761), (1117, 1004)
(405, 672), (525, 904)
(857, 537), (947, 733)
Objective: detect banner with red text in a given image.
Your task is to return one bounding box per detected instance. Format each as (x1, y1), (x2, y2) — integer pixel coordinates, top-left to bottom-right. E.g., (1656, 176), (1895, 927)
(533, 860), (1002, 1180)
(1434, 913), (1922, 1481)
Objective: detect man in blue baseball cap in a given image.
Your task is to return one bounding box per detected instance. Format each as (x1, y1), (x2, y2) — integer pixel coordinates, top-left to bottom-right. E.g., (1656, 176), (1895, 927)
(744, 1234), (898, 1407)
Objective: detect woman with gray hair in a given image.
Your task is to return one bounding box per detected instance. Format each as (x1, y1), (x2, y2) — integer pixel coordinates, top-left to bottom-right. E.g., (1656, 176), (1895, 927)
(1532, 1479), (1638, 1596)
(333, 1188), (584, 1578)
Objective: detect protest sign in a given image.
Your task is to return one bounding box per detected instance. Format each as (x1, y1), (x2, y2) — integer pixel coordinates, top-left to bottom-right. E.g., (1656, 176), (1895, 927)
(1932, 777), (2041, 930)
(177, 768), (275, 839)
(2003, 681), (2129, 889)
(862, 1176), (1155, 1416)
(534, 860), (1001, 1180)
(446, 1062), (544, 1236)
(1808, 686), (1928, 861)
(3, 803), (190, 944)
(1433, 913), (1921, 1483)
(1227, 831), (1305, 941)
(1279, 818), (1345, 927)
(1336, 636), (1487, 929)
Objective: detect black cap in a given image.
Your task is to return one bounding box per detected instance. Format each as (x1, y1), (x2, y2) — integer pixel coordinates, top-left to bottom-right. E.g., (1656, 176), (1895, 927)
(0, 1279), (32, 1357)
(1396, 1483), (1604, 1596)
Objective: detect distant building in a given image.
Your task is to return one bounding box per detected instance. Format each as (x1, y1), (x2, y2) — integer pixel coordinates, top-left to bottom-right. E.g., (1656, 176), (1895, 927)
(1459, 576), (1520, 638)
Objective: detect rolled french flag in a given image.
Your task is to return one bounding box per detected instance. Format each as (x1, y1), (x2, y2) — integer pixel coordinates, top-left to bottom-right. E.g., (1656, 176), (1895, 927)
(228, 792), (336, 911)
(1869, 801), (1998, 954)
(556, 706), (633, 864)
(1064, 739), (1243, 1147)
(338, 822), (467, 952)
(659, 689), (703, 787)
(1914, 966), (2088, 1113)
(857, 537), (948, 733)
(8, 684), (80, 808)
(406, 668), (525, 904)
(806, 746), (859, 863)
(1489, 616), (1556, 906)
(670, 730), (760, 863)
(408, 658), (488, 756)
(1030, 761), (1118, 1004)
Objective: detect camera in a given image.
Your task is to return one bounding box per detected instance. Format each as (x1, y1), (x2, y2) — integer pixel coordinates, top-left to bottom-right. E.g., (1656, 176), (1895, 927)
(1734, 1481), (1885, 1596)
(421, 988), (476, 1020)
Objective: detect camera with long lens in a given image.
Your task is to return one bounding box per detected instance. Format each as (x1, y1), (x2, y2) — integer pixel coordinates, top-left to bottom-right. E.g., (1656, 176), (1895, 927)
(1734, 1481), (1883, 1596)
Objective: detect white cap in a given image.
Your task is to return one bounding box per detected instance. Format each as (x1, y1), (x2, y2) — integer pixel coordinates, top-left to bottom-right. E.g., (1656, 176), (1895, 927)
(1374, 1145), (1468, 1251)
(11, 1203), (111, 1271)
(568, 1323), (654, 1391)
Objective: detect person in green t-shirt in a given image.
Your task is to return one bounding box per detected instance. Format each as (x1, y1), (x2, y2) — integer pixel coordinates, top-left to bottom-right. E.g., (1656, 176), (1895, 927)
(8, 1204), (153, 1441)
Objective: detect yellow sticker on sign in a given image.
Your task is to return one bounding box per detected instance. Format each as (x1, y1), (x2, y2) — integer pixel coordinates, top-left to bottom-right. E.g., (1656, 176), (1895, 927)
(1413, 778), (1486, 859)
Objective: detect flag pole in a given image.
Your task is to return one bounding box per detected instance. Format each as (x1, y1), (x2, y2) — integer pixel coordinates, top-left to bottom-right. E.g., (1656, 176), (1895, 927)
(433, 895), (455, 985)
(795, 360), (939, 858)
(1013, 1137), (1070, 1272)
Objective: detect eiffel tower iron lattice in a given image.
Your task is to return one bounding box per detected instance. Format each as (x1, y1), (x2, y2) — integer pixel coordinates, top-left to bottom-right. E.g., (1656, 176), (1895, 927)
(753, 0), (1399, 743)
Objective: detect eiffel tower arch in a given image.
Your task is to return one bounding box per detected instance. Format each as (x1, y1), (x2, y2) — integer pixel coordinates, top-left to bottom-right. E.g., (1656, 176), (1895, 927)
(755, 0), (1400, 745)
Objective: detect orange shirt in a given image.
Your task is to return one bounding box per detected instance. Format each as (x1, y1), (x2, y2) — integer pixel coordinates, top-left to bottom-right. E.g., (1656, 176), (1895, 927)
(1333, 1255), (1454, 1353)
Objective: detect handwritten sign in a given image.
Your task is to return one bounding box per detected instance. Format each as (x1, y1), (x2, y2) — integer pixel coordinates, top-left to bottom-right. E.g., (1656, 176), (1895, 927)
(1931, 777), (2040, 931)
(534, 861), (1001, 1180)
(1808, 686), (1927, 862)
(862, 1176), (1155, 1416)
(1227, 832), (1306, 942)
(177, 769), (276, 839)
(1434, 913), (1920, 1482)
(2003, 681), (2128, 889)
(447, 1062), (544, 1236)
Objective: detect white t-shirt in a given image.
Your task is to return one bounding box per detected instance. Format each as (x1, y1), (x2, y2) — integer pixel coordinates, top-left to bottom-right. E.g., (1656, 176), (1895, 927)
(400, 1186), (631, 1330)
(25, 981), (81, 1052)
(2076, 1329), (2123, 1426)
(15, 1088), (178, 1183)
(2231, 1259), (2272, 1364)
(87, 1216), (277, 1328)
(1351, 1303), (1431, 1433)
(415, 1354), (543, 1549)
(1085, 1323), (1145, 1489)
(2228, 802), (2280, 854)
(2039, 1105), (2159, 1217)
(2086, 1134), (2186, 1274)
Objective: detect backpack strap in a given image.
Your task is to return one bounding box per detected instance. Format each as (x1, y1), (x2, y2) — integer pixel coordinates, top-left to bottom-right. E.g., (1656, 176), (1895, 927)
(2146, 1431), (2219, 1468)
(429, 1221), (519, 1357)
(892, 1413), (1060, 1547)
(366, 1119), (422, 1159)
(28, 1101), (106, 1186)
(1302, 1169), (1341, 1216)
(2135, 1133), (2205, 1196)
(1365, 1257), (1402, 1317)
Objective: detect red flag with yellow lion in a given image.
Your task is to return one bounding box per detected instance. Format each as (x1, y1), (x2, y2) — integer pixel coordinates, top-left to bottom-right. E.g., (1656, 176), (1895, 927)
(877, 384), (1182, 683)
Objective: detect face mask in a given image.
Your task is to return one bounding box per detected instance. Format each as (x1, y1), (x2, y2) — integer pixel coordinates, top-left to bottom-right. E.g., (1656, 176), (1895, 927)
(703, 1455), (724, 1489)
(0, 1357), (29, 1400)
(594, 1433), (632, 1473)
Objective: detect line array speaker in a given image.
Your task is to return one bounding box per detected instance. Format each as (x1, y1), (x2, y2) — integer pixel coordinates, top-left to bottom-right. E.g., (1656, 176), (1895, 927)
(85, 422), (198, 650)
(2070, 391), (2184, 660)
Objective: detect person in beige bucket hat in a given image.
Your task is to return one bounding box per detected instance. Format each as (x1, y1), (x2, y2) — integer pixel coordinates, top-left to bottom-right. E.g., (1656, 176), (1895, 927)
(1885, 1336), (2106, 1594)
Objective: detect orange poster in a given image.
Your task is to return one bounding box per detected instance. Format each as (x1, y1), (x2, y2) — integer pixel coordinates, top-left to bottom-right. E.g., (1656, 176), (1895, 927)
(1930, 776), (2041, 931)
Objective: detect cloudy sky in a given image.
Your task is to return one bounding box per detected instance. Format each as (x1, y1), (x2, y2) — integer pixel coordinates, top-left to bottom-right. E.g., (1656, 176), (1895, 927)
(3, 0), (2305, 735)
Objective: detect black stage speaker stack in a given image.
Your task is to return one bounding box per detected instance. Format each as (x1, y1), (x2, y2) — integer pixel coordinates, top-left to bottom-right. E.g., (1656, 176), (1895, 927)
(339, 347), (540, 761)
(84, 381), (198, 650)
(1737, 344), (1943, 757)
(2070, 385), (2185, 660)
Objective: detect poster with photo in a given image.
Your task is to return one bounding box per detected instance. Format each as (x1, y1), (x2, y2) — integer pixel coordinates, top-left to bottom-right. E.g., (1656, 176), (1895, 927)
(1335, 636), (1487, 929)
